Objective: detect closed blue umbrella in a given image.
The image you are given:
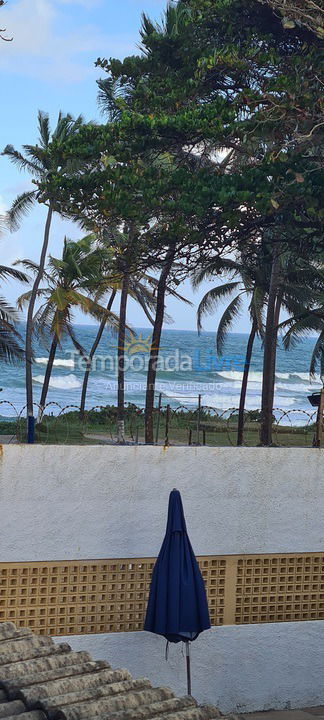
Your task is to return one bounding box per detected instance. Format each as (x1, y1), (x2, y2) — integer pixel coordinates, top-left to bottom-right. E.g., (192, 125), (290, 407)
(144, 489), (211, 695)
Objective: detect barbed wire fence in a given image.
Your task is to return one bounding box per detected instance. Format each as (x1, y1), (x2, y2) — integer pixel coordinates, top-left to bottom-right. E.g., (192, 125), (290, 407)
(0, 396), (318, 447)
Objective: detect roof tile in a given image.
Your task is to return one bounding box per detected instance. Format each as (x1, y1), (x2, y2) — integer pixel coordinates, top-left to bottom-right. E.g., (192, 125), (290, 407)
(0, 624), (223, 720)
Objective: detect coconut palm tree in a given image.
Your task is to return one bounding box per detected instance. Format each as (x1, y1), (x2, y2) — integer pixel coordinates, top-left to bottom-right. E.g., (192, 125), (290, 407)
(16, 237), (119, 422)
(195, 247), (324, 445)
(193, 253), (267, 445)
(3, 110), (84, 434)
(259, 249), (324, 444)
(79, 260), (158, 425)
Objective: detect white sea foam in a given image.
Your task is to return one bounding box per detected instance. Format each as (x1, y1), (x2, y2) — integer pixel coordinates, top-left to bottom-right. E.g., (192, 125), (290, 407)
(216, 370), (263, 382)
(275, 382), (313, 393)
(35, 357), (74, 368)
(292, 372), (321, 383)
(162, 387), (296, 410)
(32, 374), (81, 390)
(217, 369), (322, 385)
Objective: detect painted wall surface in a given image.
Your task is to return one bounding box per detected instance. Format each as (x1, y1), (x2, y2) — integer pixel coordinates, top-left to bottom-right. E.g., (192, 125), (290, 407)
(0, 445), (323, 562)
(58, 622), (324, 714)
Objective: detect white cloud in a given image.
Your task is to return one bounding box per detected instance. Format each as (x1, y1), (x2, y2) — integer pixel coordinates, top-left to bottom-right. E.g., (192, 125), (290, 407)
(0, 0), (135, 82)
(57, 0), (102, 5)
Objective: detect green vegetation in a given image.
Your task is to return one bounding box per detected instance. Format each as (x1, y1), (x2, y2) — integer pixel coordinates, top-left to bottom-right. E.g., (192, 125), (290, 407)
(0, 0), (323, 446)
(0, 405), (315, 447)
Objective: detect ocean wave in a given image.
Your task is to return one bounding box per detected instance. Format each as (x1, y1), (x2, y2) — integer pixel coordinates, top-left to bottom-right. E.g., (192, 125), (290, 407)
(161, 388), (296, 410)
(35, 357), (74, 368)
(217, 369), (321, 385)
(32, 374), (81, 390)
(291, 372), (320, 383)
(216, 370), (263, 382)
(276, 381), (321, 393)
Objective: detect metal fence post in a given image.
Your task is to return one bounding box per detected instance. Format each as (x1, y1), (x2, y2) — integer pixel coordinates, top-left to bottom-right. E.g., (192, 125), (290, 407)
(315, 388), (324, 447)
(197, 394), (201, 446)
(165, 404), (170, 446)
(155, 392), (162, 445)
(27, 415), (35, 444)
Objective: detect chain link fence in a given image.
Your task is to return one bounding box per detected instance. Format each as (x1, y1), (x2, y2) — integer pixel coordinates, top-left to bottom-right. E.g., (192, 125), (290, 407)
(0, 397), (318, 447)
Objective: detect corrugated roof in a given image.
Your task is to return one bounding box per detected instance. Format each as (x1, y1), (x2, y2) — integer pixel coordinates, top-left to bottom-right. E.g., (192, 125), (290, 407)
(0, 623), (228, 719)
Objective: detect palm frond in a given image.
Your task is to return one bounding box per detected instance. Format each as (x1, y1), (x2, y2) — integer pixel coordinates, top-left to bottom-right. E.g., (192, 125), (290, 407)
(97, 78), (126, 120)
(192, 259), (241, 287)
(0, 265), (29, 283)
(15, 259), (52, 284)
(16, 288), (48, 311)
(0, 320), (24, 364)
(22, 144), (48, 169)
(65, 320), (87, 357)
(69, 291), (120, 329)
(6, 191), (36, 231)
(2, 145), (43, 177)
(282, 313), (324, 350)
(196, 282), (241, 333)
(38, 111), (50, 148)
(0, 214), (8, 235)
(0, 296), (19, 323)
(310, 331), (324, 378)
(131, 287), (156, 326)
(216, 294), (243, 356)
(249, 286), (265, 336)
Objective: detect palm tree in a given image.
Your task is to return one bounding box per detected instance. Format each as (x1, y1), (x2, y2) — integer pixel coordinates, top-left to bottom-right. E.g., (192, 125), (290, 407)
(0, 265), (28, 364)
(3, 110), (84, 434)
(79, 258), (158, 425)
(193, 254), (266, 446)
(16, 237), (119, 422)
(281, 273), (324, 379)
(259, 249), (324, 444)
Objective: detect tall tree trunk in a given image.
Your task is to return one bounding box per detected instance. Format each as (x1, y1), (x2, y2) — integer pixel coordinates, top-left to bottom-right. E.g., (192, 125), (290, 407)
(237, 318), (257, 446)
(145, 246), (175, 444)
(260, 246), (281, 445)
(37, 335), (58, 423)
(117, 276), (129, 443)
(267, 291), (282, 421)
(80, 290), (117, 421)
(26, 204), (53, 440)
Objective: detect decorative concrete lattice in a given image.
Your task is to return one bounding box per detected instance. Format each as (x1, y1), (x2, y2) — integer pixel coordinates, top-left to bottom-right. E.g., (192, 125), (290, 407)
(235, 554), (324, 624)
(0, 553), (323, 636)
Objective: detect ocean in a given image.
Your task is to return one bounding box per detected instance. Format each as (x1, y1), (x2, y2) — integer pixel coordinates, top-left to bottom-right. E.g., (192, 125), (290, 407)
(0, 326), (321, 424)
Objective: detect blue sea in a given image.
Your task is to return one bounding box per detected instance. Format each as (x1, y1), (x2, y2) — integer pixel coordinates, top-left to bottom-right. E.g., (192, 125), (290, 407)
(0, 326), (321, 424)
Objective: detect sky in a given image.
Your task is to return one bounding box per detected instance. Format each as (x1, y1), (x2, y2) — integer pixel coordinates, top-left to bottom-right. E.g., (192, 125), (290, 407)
(0, 0), (252, 333)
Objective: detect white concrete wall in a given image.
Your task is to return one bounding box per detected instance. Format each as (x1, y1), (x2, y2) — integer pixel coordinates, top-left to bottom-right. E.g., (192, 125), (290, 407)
(58, 623), (324, 714)
(0, 445), (323, 561)
(1, 444), (323, 713)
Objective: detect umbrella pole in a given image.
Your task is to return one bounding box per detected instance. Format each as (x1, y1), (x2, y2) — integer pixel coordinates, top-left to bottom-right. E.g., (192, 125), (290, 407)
(185, 641), (192, 696)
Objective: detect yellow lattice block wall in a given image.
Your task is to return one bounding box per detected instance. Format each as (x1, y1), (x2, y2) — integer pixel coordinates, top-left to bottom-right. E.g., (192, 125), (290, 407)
(0, 553), (323, 636)
(235, 554), (324, 624)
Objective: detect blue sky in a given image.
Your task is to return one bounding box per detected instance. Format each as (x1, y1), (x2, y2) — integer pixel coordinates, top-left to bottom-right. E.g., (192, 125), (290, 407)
(0, 0), (251, 332)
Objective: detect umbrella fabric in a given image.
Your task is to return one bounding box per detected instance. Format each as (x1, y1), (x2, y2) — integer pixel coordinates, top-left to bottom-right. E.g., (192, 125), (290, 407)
(144, 489), (211, 643)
